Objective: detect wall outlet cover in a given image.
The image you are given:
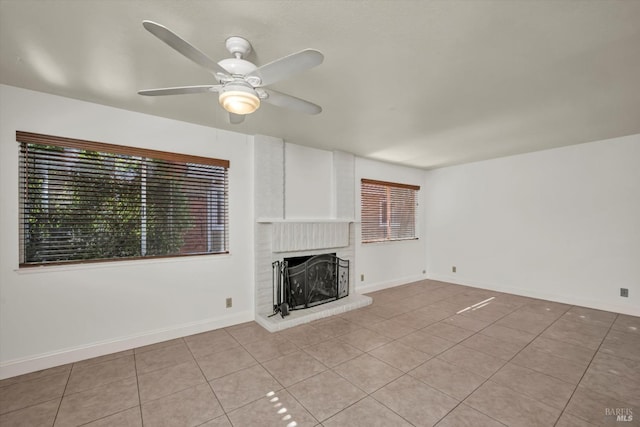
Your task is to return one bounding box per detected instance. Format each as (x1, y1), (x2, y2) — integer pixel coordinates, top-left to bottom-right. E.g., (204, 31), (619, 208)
(226, 297), (233, 308)
(620, 288), (629, 297)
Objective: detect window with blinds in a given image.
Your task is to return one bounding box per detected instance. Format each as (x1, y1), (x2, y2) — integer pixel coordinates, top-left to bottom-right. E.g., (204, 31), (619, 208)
(361, 179), (420, 243)
(18, 131), (229, 267)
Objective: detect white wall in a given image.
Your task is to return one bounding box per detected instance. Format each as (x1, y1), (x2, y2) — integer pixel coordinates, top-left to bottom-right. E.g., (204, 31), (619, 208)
(284, 143), (334, 219)
(425, 134), (640, 316)
(333, 151), (356, 219)
(254, 135), (285, 220)
(355, 158), (428, 293)
(0, 85), (255, 378)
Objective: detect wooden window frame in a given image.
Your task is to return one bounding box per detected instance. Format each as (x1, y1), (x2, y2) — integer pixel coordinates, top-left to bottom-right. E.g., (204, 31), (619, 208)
(361, 178), (420, 244)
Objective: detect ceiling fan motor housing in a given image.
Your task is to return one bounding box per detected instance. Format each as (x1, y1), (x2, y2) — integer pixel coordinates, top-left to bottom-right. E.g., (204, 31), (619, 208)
(217, 58), (258, 78)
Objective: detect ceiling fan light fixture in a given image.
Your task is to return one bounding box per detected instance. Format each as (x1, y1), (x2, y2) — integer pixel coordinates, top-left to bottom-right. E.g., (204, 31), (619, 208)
(219, 84), (260, 115)
(139, 22), (324, 120)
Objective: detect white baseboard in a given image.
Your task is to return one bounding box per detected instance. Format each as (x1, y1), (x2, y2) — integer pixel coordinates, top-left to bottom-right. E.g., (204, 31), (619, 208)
(356, 274), (426, 295)
(0, 310), (253, 380)
(428, 274), (640, 317)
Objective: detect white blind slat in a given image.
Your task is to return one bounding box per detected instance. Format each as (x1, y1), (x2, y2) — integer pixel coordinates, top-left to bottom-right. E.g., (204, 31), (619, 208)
(361, 179), (418, 243)
(18, 132), (229, 266)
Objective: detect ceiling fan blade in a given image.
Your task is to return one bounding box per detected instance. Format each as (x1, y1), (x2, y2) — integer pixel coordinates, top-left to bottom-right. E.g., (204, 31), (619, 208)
(263, 89), (322, 115)
(138, 85), (221, 96)
(228, 113), (245, 124)
(248, 49), (323, 87)
(142, 20), (230, 79)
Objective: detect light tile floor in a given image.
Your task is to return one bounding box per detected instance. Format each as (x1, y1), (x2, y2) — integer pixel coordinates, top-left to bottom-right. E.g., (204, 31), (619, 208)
(1, 280), (638, 426)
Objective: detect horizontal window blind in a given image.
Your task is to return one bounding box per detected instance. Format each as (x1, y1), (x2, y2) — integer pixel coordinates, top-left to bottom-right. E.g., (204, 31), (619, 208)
(361, 179), (419, 243)
(18, 131), (229, 266)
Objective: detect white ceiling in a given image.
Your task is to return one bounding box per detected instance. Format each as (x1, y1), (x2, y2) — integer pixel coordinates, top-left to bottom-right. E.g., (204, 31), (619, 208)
(1, 0), (639, 169)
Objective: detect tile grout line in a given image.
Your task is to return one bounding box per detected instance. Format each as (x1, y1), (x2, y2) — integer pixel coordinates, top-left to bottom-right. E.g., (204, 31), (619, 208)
(317, 288), (525, 426)
(201, 325), (324, 425)
(133, 347), (144, 427)
(552, 312), (619, 427)
(283, 323), (402, 423)
(401, 295), (530, 426)
(440, 301), (619, 426)
(462, 303), (576, 420)
(251, 318), (401, 424)
(315, 324), (411, 423)
(3, 354), (140, 425)
(105, 340), (205, 425)
(50, 360), (73, 426)
(167, 298), (518, 426)
(239, 335), (298, 421)
(185, 333), (238, 425)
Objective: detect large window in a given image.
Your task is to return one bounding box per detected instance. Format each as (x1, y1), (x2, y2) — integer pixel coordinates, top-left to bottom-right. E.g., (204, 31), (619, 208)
(361, 179), (419, 243)
(18, 131), (229, 267)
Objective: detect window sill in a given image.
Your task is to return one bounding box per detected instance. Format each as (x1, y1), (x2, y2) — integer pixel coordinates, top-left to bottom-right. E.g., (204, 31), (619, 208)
(15, 252), (231, 274)
(362, 237), (420, 245)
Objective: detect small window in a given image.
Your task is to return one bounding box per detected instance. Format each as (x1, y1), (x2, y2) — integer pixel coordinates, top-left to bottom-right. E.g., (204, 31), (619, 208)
(18, 131), (229, 267)
(361, 179), (419, 243)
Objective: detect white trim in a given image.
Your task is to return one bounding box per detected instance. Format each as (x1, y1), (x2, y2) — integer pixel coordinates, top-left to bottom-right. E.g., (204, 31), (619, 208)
(14, 252), (232, 274)
(0, 310), (253, 380)
(428, 274), (640, 317)
(255, 293), (372, 332)
(257, 218), (355, 223)
(356, 273), (426, 295)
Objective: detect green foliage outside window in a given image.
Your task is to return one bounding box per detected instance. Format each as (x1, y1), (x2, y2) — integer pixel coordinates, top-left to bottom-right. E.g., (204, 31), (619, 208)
(22, 144), (195, 264)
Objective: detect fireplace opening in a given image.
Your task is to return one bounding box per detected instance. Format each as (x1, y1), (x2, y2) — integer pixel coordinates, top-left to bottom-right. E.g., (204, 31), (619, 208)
(284, 253), (335, 268)
(271, 253), (349, 317)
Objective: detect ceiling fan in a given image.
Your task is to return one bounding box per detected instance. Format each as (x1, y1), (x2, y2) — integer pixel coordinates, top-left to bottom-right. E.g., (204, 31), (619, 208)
(138, 21), (324, 124)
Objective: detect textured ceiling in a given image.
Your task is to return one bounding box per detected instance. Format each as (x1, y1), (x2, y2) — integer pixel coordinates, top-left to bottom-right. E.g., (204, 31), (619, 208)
(1, 0), (639, 169)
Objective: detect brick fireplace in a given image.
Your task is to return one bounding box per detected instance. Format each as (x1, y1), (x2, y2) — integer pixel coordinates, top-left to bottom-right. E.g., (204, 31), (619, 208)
(253, 136), (372, 331)
(254, 220), (371, 331)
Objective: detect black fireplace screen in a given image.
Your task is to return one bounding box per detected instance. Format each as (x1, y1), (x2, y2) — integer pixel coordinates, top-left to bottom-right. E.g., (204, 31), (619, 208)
(272, 254), (349, 316)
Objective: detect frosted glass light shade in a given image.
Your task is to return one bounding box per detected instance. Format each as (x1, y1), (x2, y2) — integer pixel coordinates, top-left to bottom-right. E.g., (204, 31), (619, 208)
(219, 87), (260, 115)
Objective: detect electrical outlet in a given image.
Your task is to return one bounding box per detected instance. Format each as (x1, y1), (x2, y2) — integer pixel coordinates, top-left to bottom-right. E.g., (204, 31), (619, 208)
(452, 266), (457, 273)
(422, 270), (426, 274)
(620, 288), (629, 298)
(226, 297), (233, 308)
(360, 274), (364, 282)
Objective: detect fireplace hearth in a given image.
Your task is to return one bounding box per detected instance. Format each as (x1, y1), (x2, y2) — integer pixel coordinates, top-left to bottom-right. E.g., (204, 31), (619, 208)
(272, 253), (349, 317)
